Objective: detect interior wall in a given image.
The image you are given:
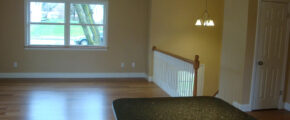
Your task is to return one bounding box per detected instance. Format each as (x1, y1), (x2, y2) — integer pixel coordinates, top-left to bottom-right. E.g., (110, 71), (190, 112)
(242, 0), (259, 104)
(148, 0), (224, 96)
(0, 0), (149, 73)
(218, 0), (251, 104)
(219, 0), (289, 105)
(283, 2), (290, 104)
(286, 35), (290, 103)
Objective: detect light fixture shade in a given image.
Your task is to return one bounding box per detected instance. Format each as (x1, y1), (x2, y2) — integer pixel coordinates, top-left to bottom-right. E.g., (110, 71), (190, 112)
(207, 19), (215, 26)
(195, 19), (202, 26)
(194, 0), (215, 28)
(202, 19), (215, 27)
(203, 20), (208, 26)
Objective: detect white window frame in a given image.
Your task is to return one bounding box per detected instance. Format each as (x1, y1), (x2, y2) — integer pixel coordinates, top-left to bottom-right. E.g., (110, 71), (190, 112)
(25, 0), (108, 50)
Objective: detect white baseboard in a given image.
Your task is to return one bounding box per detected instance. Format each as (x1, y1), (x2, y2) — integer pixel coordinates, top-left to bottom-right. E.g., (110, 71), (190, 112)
(233, 101), (251, 112)
(0, 73), (147, 79)
(147, 76), (153, 82)
(285, 103), (290, 111)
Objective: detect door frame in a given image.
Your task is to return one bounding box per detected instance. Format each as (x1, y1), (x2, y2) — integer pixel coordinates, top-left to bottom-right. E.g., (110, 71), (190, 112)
(250, 0), (290, 110)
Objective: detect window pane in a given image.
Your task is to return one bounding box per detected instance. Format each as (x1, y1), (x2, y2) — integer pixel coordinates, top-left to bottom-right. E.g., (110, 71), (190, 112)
(70, 25), (104, 46)
(30, 25), (64, 45)
(30, 2), (65, 23)
(70, 4), (104, 24)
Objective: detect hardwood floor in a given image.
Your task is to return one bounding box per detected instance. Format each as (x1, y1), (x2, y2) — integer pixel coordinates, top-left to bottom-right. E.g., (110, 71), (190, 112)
(0, 78), (288, 120)
(0, 78), (168, 120)
(248, 110), (290, 120)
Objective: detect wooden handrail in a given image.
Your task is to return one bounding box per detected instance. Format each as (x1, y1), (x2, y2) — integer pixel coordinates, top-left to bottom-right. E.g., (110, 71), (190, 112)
(152, 46), (200, 96)
(152, 46), (195, 64)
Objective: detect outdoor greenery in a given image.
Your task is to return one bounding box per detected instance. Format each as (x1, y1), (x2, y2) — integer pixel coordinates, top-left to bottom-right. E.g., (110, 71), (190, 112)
(31, 25), (64, 37)
(73, 4), (101, 45)
(30, 25), (102, 38)
(30, 3), (103, 45)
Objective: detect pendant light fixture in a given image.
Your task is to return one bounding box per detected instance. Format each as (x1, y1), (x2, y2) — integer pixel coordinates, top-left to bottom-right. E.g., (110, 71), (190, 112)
(195, 0), (215, 27)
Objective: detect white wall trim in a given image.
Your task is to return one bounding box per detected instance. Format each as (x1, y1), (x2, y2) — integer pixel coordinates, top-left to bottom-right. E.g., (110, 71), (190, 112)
(147, 76), (153, 82)
(233, 101), (252, 112)
(285, 103), (290, 111)
(0, 73), (147, 79)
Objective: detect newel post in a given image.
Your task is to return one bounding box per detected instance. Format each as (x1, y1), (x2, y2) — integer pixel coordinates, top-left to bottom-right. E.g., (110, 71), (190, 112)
(193, 55), (200, 96)
(152, 46), (157, 51)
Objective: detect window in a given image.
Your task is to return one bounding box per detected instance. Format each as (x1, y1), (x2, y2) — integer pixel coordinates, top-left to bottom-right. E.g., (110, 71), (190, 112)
(25, 0), (107, 49)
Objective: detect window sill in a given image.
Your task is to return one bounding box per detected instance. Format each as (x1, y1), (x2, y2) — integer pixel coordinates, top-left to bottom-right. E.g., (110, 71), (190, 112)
(24, 46), (108, 51)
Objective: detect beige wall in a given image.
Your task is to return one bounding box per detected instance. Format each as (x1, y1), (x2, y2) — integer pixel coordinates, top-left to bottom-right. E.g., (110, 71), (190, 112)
(219, 0), (260, 104)
(218, 0), (251, 104)
(286, 35), (290, 103)
(285, 1), (290, 104)
(0, 0), (149, 73)
(241, 0), (259, 104)
(148, 0), (224, 96)
(219, 0), (290, 105)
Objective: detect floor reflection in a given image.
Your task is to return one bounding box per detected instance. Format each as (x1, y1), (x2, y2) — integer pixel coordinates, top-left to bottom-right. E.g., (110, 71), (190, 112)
(69, 93), (104, 120)
(27, 90), (104, 120)
(28, 91), (67, 120)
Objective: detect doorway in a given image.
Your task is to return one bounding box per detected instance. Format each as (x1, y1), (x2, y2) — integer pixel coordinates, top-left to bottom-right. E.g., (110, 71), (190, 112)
(251, 1), (289, 110)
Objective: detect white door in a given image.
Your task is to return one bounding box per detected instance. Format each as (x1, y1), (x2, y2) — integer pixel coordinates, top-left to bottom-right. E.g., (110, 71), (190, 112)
(252, 2), (289, 110)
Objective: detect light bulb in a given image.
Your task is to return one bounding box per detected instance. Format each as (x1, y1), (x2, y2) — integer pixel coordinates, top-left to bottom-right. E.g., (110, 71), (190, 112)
(195, 19), (202, 26)
(203, 20), (209, 26)
(208, 19), (215, 26)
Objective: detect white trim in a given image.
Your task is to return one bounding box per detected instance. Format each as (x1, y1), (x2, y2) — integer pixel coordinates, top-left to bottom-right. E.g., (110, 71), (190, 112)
(27, 0), (108, 5)
(233, 101), (252, 112)
(0, 73), (147, 79)
(65, 0), (70, 46)
(30, 23), (66, 25)
(103, 0), (108, 47)
(147, 76), (153, 82)
(284, 103), (290, 111)
(24, 47), (108, 51)
(25, 0), (30, 45)
(30, 23), (104, 26)
(25, 0), (108, 48)
(215, 93), (219, 97)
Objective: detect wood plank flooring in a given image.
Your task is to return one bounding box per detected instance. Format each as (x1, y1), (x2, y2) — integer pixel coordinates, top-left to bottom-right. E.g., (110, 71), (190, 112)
(248, 110), (290, 120)
(0, 78), (168, 120)
(0, 78), (288, 120)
